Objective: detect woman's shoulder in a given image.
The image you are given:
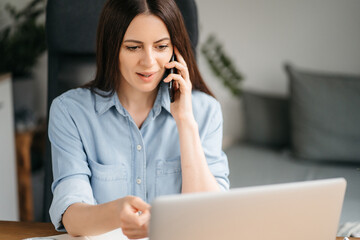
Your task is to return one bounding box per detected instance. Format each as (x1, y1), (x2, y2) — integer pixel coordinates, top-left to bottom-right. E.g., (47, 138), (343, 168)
(57, 87), (92, 100)
(191, 90), (223, 123)
(192, 90), (221, 112)
(51, 87), (94, 110)
(191, 90), (224, 134)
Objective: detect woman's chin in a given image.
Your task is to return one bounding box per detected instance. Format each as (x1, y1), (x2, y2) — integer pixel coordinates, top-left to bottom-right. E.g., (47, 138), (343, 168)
(137, 82), (161, 94)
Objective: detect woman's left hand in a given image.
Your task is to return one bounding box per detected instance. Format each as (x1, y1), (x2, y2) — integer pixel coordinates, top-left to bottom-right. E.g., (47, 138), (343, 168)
(163, 47), (194, 123)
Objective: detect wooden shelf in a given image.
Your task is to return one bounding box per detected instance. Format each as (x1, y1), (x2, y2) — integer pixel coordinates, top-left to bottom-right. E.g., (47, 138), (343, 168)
(15, 131), (35, 221)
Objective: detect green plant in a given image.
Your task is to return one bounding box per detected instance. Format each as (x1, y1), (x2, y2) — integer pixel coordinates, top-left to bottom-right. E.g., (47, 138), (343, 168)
(201, 34), (244, 97)
(0, 0), (46, 77)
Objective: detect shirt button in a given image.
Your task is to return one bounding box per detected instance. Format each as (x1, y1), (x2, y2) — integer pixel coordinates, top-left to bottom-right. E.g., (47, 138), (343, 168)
(136, 178), (142, 184)
(137, 145), (142, 151)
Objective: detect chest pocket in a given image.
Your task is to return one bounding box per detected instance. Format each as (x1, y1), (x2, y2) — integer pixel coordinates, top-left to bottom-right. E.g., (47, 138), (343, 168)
(155, 158), (182, 196)
(88, 159), (128, 203)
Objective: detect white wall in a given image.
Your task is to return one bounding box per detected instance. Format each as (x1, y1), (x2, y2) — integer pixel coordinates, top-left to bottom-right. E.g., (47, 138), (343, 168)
(0, 75), (19, 221)
(196, 0), (360, 145)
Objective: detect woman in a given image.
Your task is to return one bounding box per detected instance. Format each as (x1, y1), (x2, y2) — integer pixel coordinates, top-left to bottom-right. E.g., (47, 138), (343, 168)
(48, 0), (229, 238)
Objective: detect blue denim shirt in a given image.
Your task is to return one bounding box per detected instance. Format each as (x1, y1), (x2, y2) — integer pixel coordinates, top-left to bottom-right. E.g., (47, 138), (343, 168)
(48, 82), (230, 231)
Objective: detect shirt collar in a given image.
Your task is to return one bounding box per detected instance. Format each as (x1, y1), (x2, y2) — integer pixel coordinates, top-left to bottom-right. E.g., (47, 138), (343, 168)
(153, 81), (171, 117)
(94, 89), (126, 116)
(94, 82), (171, 117)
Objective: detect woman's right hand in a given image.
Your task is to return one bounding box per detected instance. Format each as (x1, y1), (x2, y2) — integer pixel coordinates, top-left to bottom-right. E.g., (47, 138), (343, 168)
(115, 196), (151, 239)
(62, 196), (150, 238)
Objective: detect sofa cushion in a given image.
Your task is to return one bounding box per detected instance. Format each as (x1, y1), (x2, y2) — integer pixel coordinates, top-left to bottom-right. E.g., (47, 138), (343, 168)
(285, 64), (360, 162)
(225, 143), (360, 224)
(243, 91), (290, 149)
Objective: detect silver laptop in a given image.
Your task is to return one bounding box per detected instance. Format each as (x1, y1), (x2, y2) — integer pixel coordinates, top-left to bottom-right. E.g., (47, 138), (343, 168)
(149, 178), (346, 240)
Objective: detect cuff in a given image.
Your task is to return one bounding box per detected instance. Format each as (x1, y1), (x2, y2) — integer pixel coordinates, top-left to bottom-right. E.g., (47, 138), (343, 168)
(50, 176), (96, 231)
(217, 177), (230, 191)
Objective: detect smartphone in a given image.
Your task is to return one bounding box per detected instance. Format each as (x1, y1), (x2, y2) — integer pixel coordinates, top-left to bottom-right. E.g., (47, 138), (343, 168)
(168, 53), (176, 103)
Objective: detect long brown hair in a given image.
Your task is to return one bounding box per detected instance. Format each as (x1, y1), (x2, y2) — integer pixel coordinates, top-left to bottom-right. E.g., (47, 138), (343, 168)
(84, 0), (214, 98)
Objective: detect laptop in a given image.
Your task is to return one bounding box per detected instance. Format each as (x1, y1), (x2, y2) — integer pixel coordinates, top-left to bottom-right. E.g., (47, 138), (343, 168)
(149, 178), (346, 240)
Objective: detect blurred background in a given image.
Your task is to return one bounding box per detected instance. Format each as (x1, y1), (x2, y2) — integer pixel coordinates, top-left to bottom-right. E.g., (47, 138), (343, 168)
(0, 0), (359, 231)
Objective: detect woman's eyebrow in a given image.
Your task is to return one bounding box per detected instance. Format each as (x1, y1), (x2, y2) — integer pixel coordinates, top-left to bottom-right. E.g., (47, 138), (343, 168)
(123, 37), (170, 44)
(154, 37), (170, 43)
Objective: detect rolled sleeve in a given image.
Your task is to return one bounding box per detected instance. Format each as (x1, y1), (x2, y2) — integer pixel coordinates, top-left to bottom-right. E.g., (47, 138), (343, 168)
(48, 97), (95, 231)
(50, 176), (96, 231)
(202, 101), (230, 191)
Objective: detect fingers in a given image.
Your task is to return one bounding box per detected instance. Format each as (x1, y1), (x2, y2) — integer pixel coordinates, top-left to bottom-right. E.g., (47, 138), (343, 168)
(163, 46), (192, 105)
(122, 228), (148, 239)
(165, 46), (189, 81)
(124, 197), (150, 225)
(163, 47), (192, 92)
(129, 196), (151, 225)
(164, 61), (189, 80)
(123, 207), (149, 227)
(130, 196), (151, 212)
(163, 73), (191, 92)
(119, 196), (151, 239)
(174, 46), (187, 67)
(122, 220), (149, 239)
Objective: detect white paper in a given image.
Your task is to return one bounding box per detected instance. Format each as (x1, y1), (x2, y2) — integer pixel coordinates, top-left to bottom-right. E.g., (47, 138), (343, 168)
(23, 228), (149, 240)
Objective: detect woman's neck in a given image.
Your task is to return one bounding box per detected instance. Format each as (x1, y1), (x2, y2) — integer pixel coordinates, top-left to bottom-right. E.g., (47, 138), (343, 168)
(117, 86), (158, 111)
(117, 82), (159, 128)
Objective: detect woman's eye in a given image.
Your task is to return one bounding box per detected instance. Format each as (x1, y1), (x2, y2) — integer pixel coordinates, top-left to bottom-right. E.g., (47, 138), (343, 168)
(157, 45), (168, 50)
(126, 46), (140, 51)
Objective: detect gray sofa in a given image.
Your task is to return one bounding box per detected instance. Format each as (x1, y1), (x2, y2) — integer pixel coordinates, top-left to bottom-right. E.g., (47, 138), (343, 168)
(224, 64), (360, 228)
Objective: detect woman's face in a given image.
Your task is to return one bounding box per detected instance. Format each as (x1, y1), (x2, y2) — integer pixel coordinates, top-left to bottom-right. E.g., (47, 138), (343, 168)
(119, 14), (173, 95)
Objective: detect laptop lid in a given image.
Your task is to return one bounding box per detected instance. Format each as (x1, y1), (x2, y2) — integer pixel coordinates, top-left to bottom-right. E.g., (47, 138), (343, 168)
(149, 178), (346, 240)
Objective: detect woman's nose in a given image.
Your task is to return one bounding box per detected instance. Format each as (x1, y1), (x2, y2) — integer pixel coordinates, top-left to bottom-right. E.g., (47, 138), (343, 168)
(140, 49), (156, 67)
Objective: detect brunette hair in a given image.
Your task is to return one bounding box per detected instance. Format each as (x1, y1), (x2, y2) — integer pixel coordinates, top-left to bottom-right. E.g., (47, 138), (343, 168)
(84, 0), (214, 98)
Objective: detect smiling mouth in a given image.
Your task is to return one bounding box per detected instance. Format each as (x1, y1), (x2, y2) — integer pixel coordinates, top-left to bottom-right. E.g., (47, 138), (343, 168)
(136, 72), (158, 82)
(136, 71), (157, 77)
(138, 73), (153, 77)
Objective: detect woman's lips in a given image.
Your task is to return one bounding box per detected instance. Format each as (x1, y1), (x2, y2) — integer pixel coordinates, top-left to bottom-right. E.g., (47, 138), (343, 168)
(136, 71), (157, 82)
